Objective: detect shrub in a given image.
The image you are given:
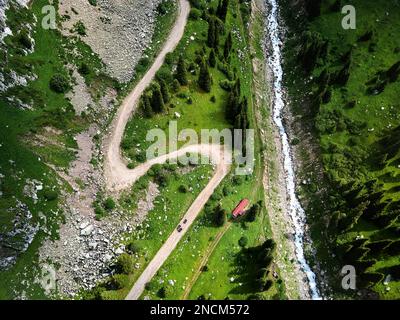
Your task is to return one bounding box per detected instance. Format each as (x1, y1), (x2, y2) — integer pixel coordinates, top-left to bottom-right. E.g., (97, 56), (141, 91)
(94, 206), (105, 218)
(43, 189), (58, 201)
(145, 281), (157, 291)
(17, 30), (32, 49)
(135, 152), (147, 163)
(189, 8), (201, 20)
(172, 79), (180, 93)
(222, 185), (232, 196)
(126, 241), (141, 254)
(116, 253), (135, 275)
(88, 0), (97, 5)
(157, 0), (172, 15)
(239, 236), (248, 247)
(50, 74), (70, 93)
(291, 138), (300, 145)
(179, 185), (188, 193)
(103, 197), (116, 210)
(78, 63), (90, 75)
(219, 79), (235, 91)
(74, 21), (86, 36)
(214, 205), (227, 227)
(109, 274), (129, 289)
(127, 162), (135, 169)
(136, 57), (150, 74)
(156, 65), (173, 83)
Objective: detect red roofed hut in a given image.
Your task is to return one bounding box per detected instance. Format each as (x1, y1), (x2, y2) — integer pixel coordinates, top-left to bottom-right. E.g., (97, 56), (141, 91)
(232, 199), (250, 219)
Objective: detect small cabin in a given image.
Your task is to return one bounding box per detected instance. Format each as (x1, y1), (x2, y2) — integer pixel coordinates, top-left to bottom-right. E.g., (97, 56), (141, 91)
(232, 199), (250, 219)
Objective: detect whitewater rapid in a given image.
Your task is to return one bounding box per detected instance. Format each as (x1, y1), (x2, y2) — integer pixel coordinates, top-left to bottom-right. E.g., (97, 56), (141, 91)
(265, 0), (321, 299)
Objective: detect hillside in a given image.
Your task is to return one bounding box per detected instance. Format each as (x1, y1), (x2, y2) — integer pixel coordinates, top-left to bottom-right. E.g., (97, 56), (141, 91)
(281, 0), (400, 299)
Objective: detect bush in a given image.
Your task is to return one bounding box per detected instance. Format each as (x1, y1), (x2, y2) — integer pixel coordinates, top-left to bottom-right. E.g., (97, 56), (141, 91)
(135, 152), (147, 163)
(157, 0), (173, 15)
(43, 189), (58, 201)
(109, 274), (129, 289)
(214, 205), (227, 227)
(136, 57), (150, 74)
(156, 65), (173, 83)
(88, 0), (97, 5)
(145, 281), (157, 291)
(189, 8), (201, 20)
(116, 253), (135, 275)
(239, 236), (248, 248)
(78, 63), (90, 75)
(74, 21), (86, 36)
(103, 197), (116, 210)
(165, 52), (175, 65)
(222, 185), (232, 196)
(17, 30), (32, 49)
(126, 241), (141, 254)
(50, 74), (70, 93)
(219, 79), (235, 91)
(291, 138), (300, 145)
(172, 79), (180, 93)
(179, 185), (188, 193)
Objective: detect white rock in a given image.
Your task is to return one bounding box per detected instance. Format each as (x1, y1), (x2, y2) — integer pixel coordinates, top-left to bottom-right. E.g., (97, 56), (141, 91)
(80, 225), (94, 236)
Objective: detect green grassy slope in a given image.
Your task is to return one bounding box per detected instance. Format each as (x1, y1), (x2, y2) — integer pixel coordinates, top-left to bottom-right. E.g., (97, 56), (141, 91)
(119, 0), (284, 300)
(0, 0), (177, 299)
(281, 0), (400, 299)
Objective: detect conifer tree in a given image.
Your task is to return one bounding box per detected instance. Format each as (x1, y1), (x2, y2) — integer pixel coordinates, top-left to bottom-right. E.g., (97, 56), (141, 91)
(207, 18), (216, 48)
(176, 55), (188, 85)
(208, 48), (216, 68)
(141, 93), (153, 118)
(198, 59), (212, 92)
(172, 79), (180, 93)
(217, 0), (229, 21)
(150, 83), (165, 113)
(158, 79), (170, 103)
(224, 31), (232, 60)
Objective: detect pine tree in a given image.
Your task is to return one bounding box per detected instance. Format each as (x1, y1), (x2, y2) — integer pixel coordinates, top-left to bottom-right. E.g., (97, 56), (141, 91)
(158, 79), (170, 103)
(207, 18), (216, 48)
(150, 83), (165, 113)
(305, 0), (322, 19)
(176, 55), (188, 85)
(172, 79), (180, 93)
(217, 0), (229, 21)
(141, 93), (153, 118)
(224, 31), (232, 60)
(214, 204), (227, 227)
(208, 48), (216, 68)
(198, 59), (212, 92)
(225, 78), (241, 123)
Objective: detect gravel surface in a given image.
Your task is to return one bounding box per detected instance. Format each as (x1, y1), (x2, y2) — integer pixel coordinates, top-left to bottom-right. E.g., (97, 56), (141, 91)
(59, 0), (162, 83)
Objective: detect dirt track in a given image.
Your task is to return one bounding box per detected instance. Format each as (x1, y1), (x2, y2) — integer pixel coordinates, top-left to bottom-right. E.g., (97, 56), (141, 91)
(102, 0), (232, 300)
(104, 0), (191, 191)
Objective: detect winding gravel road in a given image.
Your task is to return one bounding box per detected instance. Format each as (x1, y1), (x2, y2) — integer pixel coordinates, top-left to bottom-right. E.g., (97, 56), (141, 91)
(102, 0), (231, 300)
(104, 0), (191, 192)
